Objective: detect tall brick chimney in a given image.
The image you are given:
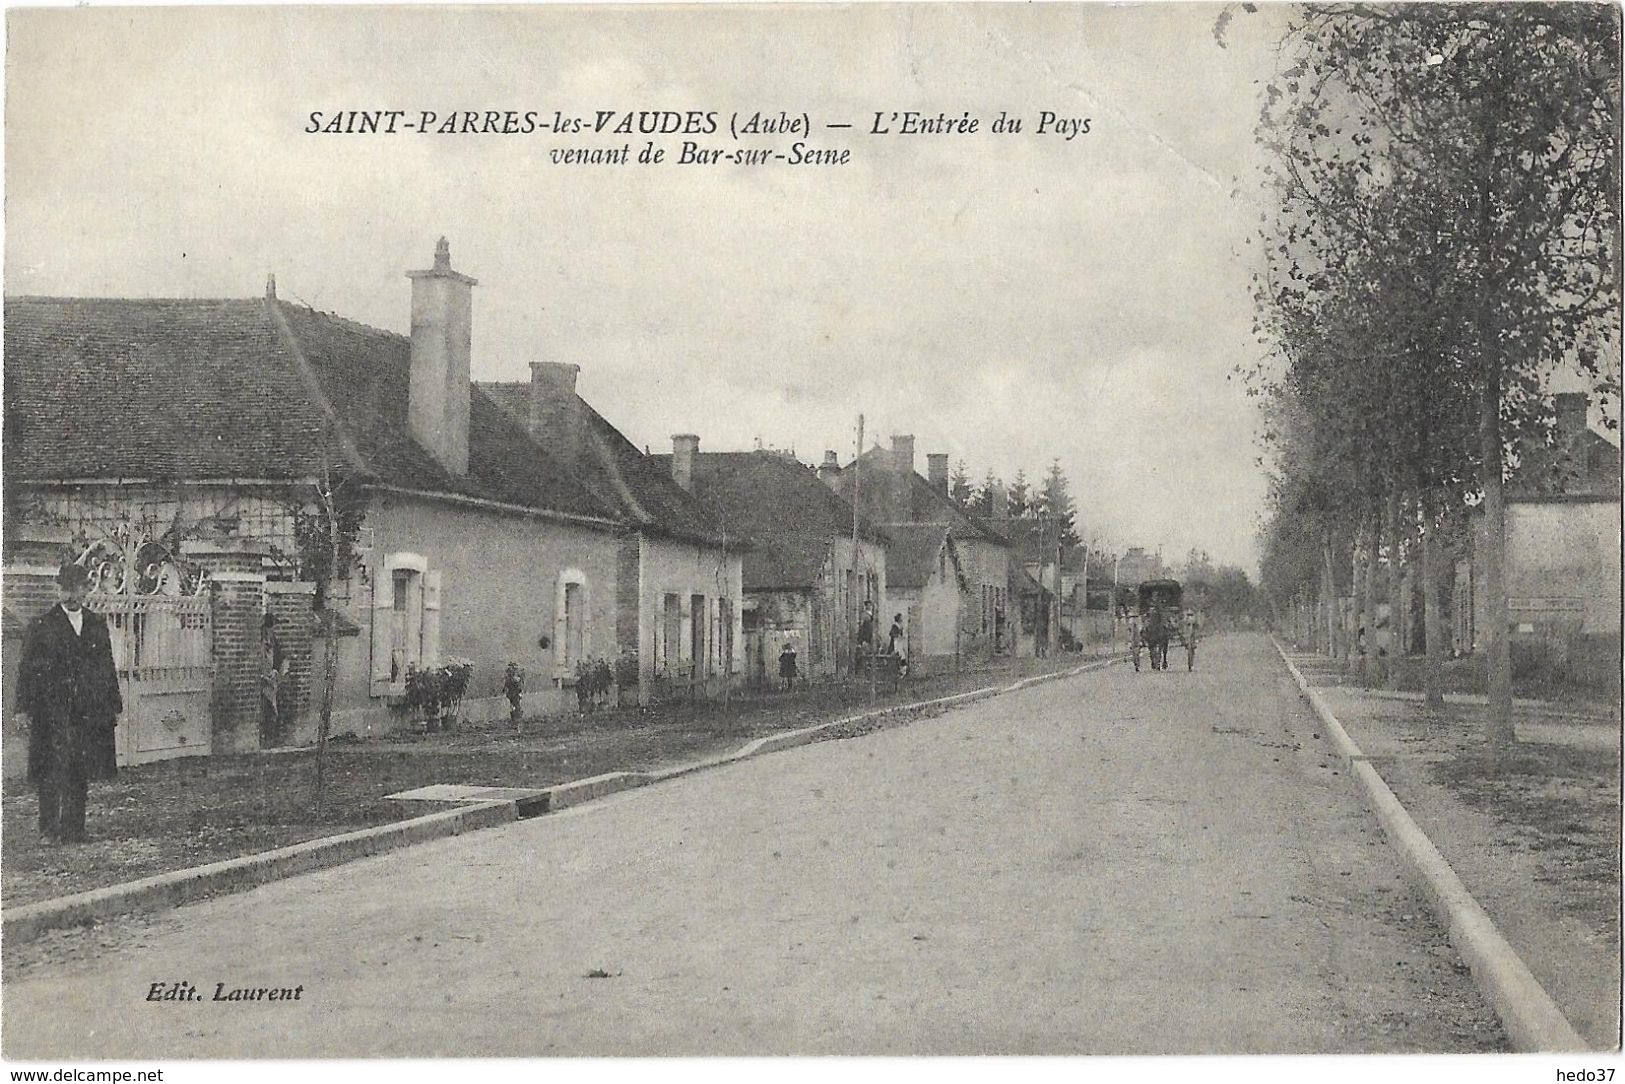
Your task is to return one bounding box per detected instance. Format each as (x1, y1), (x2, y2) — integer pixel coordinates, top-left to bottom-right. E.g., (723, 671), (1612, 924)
(991, 479), (1010, 520)
(407, 238), (477, 476)
(891, 435), (916, 477)
(529, 362), (586, 475)
(927, 453), (949, 494)
(671, 434), (699, 492)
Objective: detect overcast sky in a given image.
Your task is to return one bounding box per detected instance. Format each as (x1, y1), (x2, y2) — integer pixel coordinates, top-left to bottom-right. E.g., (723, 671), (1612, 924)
(6, 3), (1295, 572)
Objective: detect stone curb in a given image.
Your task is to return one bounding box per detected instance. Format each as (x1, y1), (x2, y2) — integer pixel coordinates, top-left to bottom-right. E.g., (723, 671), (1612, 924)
(1271, 640), (1588, 1052)
(2, 800), (516, 946)
(4, 656), (1117, 945)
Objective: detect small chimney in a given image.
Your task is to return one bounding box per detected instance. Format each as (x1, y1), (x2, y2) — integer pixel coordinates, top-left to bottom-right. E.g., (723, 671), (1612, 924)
(529, 362), (585, 473)
(927, 453), (949, 493)
(672, 434), (699, 492)
(818, 450), (841, 490)
(407, 238), (478, 476)
(991, 480), (1010, 520)
(265, 274), (277, 300)
(891, 434), (916, 477)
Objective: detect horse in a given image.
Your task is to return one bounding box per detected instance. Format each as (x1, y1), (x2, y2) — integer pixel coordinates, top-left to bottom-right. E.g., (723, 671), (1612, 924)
(1142, 607), (1171, 671)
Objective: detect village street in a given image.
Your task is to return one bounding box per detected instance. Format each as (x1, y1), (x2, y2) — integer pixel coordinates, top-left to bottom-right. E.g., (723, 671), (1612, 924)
(1, 634), (1502, 1057)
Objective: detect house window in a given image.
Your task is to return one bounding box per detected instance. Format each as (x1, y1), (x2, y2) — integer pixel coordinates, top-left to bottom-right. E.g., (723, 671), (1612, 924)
(691, 593), (707, 674)
(391, 569), (420, 680)
(371, 552), (439, 696)
(563, 582), (585, 666)
(662, 593), (681, 673)
(555, 569), (589, 676)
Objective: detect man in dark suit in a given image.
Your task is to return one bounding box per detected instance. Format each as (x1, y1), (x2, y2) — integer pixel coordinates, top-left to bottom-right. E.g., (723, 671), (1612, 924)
(18, 562), (123, 843)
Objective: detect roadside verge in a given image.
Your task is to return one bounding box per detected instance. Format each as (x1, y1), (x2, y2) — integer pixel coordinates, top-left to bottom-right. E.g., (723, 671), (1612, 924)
(1272, 639), (1588, 1052)
(3, 655), (1117, 946)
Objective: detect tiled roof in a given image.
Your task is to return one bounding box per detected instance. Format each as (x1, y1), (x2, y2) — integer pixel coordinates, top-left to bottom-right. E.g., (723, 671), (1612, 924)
(829, 449), (1009, 546)
(481, 382), (728, 546)
(3, 296), (615, 523)
(884, 522), (951, 590)
(4, 297), (328, 481)
(649, 451), (886, 590)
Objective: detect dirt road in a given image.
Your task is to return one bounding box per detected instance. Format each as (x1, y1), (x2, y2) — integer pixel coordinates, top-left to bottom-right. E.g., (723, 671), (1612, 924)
(2, 634), (1503, 1056)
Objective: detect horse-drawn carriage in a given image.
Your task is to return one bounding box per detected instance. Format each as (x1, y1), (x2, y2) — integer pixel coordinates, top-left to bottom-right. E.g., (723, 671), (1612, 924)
(1130, 578), (1198, 672)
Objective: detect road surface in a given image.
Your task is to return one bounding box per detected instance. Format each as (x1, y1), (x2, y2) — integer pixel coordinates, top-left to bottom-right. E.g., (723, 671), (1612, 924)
(2, 634), (1503, 1056)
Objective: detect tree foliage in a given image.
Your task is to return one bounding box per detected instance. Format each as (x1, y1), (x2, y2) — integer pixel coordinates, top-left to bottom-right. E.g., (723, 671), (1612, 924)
(1248, 3), (1621, 741)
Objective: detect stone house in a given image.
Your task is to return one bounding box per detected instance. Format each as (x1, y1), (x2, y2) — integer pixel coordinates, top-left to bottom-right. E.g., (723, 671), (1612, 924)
(823, 436), (1016, 666)
(638, 447), (886, 684)
(2, 241), (739, 776)
(479, 375), (744, 701)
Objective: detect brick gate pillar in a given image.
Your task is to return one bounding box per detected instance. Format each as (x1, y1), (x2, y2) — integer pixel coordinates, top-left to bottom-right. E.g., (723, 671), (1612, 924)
(209, 572), (267, 753)
(264, 581), (317, 737)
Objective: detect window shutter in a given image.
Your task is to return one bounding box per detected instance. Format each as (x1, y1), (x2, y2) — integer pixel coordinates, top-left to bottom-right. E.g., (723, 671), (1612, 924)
(422, 569), (442, 666)
(370, 572), (394, 695)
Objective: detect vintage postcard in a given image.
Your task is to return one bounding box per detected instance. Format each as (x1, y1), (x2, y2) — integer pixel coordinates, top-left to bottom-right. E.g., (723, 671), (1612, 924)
(1, 1), (1619, 1075)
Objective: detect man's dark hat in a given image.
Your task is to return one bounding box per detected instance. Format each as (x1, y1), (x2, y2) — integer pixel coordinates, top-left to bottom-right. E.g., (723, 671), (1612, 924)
(57, 562), (91, 588)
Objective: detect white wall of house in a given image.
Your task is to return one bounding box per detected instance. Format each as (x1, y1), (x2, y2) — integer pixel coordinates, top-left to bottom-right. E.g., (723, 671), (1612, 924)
(954, 536), (1011, 655)
(1466, 499), (1622, 645)
(323, 494), (620, 734)
(637, 534), (744, 700)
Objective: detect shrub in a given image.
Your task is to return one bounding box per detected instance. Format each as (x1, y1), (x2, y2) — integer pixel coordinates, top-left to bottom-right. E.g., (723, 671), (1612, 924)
(574, 656), (615, 713)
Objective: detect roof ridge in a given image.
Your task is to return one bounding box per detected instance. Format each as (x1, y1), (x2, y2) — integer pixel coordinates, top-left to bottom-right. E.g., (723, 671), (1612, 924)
(263, 298), (373, 476)
(586, 424), (653, 524)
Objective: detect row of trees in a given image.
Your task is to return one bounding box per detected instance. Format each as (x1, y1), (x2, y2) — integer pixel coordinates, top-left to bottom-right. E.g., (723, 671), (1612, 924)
(947, 458), (1082, 548)
(1177, 549), (1260, 629)
(1247, 4), (1620, 749)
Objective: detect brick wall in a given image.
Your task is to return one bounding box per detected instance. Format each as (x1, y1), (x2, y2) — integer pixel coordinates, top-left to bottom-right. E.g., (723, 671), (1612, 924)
(209, 575), (265, 753)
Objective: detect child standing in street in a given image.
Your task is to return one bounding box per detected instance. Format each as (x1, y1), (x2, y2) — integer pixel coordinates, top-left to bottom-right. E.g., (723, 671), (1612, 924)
(778, 642), (799, 691)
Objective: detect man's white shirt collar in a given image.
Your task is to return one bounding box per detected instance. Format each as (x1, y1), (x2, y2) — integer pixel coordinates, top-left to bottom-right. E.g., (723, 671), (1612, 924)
(61, 605), (84, 635)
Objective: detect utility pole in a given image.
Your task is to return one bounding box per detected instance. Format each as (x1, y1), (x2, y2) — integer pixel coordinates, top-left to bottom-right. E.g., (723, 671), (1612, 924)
(852, 413), (862, 684)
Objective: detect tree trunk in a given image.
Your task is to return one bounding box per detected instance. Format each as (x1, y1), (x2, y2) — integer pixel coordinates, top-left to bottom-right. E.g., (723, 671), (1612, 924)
(1359, 505), (1380, 687)
(1365, 503), (1378, 692)
(1480, 372), (1515, 748)
(1421, 489), (1446, 711)
(1386, 488), (1404, 691)
(1345, 526), (1358, 672)
(1322, 536), (1339, 660)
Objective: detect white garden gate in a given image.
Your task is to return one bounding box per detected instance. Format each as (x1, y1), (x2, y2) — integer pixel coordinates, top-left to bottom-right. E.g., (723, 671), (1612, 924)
(80, 531), (214, 766)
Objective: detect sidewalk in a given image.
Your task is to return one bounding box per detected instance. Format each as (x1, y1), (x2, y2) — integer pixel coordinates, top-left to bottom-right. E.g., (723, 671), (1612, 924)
(1286, 652), (1621, 1049)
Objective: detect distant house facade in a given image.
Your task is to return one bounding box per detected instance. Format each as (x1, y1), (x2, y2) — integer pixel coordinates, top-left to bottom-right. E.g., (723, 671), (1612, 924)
(3, 241), (739, 777)
(1452, 392), (1622, 686)
(646, 447), (885, 683)
(824, 436), (1016, 666)
(480, 372), (744, 702)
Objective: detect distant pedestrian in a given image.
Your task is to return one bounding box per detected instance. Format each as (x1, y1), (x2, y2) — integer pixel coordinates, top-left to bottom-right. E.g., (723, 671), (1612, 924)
(887, 613), (905, 656)
(855, 600), (876, 672)
(18, 561), (123, 844)
(778, 642), (799, 691)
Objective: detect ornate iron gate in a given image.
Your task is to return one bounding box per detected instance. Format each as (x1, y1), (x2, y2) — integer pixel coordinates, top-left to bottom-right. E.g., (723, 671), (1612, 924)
(79, 531), (214, 765)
